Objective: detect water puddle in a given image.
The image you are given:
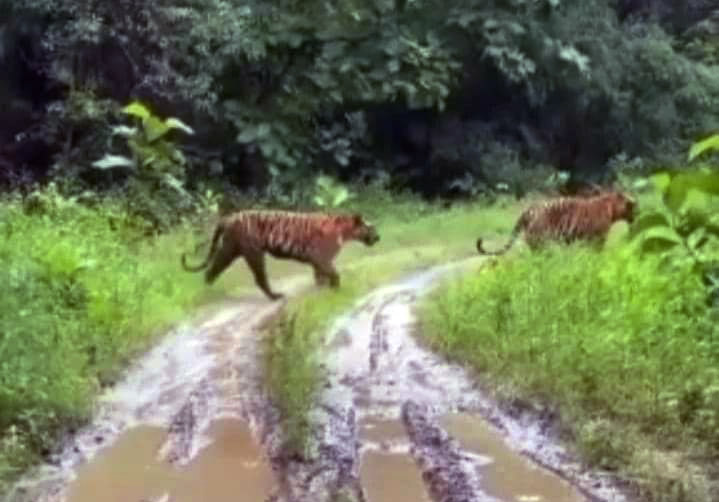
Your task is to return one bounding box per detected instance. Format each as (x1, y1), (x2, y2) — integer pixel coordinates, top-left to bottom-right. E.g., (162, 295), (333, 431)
(358, 418), (430, 502)
(65, 419), (273, 502)
(360, 450), (431, 502)
(442, 413), (585, 502)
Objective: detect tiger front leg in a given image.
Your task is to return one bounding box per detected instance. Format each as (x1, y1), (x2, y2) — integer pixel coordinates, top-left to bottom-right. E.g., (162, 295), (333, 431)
(312, 264), (331, 286)
(244, 251), (284, 301)
(313, 260), (340, 288)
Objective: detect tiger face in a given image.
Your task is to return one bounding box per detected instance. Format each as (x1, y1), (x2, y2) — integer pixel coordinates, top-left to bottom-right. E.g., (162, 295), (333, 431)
(347, 214), (380, 246)
(605, 191), (636, 224)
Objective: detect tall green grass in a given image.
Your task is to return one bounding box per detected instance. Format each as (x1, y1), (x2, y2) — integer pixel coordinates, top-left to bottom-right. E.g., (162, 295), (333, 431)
(420, 242), (719, 502)
(0, 195), (225, 490)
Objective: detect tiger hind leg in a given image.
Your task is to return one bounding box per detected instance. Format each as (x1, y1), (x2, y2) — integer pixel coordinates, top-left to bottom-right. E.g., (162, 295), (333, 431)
(244, 251), (284, 300)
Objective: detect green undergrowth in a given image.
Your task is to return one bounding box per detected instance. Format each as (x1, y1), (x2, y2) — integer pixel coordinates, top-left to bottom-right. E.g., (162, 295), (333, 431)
(419, 241), (719, 502)
(0, 196), (229, 491)
(265, 193), (519, 455)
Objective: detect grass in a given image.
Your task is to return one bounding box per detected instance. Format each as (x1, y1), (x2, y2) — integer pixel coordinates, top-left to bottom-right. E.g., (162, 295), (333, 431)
(419, 235), (719, 502)
(0, 194), (236, 491)
(264, 187), (520, 454)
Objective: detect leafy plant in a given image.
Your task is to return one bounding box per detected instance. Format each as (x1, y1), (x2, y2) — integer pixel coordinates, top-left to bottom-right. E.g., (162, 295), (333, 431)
(93, 101), (195, 193)
(90, 101), (200, 228)
(313, 175), (354, 208)
(631, 135), (719, 303)
(688, 133), (719, 162)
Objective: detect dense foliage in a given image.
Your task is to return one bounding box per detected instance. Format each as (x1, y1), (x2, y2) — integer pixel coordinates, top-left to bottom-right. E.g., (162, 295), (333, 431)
(2, 0), (719, 203)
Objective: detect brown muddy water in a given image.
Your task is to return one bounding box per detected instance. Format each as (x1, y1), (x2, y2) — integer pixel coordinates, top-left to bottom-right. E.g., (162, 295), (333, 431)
(6, 263), (629, 502)
(65, 419), (273, 502)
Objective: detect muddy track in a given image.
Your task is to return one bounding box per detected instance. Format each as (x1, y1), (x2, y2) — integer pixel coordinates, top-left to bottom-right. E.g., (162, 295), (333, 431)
(6, 263), (630, 502)
(264, 262), (629, 502)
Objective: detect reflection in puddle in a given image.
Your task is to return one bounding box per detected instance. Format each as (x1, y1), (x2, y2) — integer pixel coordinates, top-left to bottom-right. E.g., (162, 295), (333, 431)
(65, 419), (273, 502)
(359, 418), (430, 502)
(441, 413), (585, 502)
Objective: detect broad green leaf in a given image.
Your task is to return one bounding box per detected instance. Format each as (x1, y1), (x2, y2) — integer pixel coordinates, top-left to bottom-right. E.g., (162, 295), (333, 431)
(165, 117), (195, 135)
(688, 134), (719, 162)
(316, 176), (334, 190)
(91, 154), (135, 170)
(332, 188), (349, 207)
(630, 210), (671, 237)
(142, 155), (157, 167)
(665, 172), (694, 212)
(162, 174), (188, 195)
(687, 227), (707, 251)
(122, 101), (151, 120)
(684, 169), (719, 195)
(110, 125), (138, 137)
(143, 116), (171, 142)
(706, 214), (719, 237)
(649, 172), (671, 193)
(639, 225), (683, 254)
(665, 169), (719, 212)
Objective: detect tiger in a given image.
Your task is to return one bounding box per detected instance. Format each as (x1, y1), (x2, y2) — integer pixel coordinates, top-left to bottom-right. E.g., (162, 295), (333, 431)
(181, 209), (380, 300)
(476, 190), (636, 256)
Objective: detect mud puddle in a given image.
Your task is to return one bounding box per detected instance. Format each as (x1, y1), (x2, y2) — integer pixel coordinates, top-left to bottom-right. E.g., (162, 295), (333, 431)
(65, 418), (272, 502)
(441, 413), (581, 502)
(6, 278), (307, 502)
(358, 418), (430, 502)
(264, 260), (629, 502)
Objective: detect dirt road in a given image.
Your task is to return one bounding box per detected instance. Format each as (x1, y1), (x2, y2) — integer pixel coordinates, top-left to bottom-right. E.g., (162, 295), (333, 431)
(5, 262), (629, 502)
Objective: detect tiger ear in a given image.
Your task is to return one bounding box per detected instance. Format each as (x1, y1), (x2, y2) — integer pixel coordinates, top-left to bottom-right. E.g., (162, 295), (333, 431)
(352, 213), (364, 225)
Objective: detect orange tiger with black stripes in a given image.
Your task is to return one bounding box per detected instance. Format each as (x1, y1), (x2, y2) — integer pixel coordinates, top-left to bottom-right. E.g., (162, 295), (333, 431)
(476, 189), (636, 255)
(182, 210), (380, 300)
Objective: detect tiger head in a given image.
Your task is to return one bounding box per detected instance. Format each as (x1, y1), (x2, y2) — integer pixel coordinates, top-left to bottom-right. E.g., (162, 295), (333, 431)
(347, 213), (380, 246)
(604, 191), (637, 223)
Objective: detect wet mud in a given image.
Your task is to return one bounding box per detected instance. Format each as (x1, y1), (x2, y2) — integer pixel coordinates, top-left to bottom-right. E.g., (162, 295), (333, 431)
(262, 261), (629, 502)
(7, 263), (631, 502)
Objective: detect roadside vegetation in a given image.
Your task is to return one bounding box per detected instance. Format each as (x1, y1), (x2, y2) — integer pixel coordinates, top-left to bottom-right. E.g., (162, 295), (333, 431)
(0, 188), (213, 488)
(419, 150), (719, 502)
